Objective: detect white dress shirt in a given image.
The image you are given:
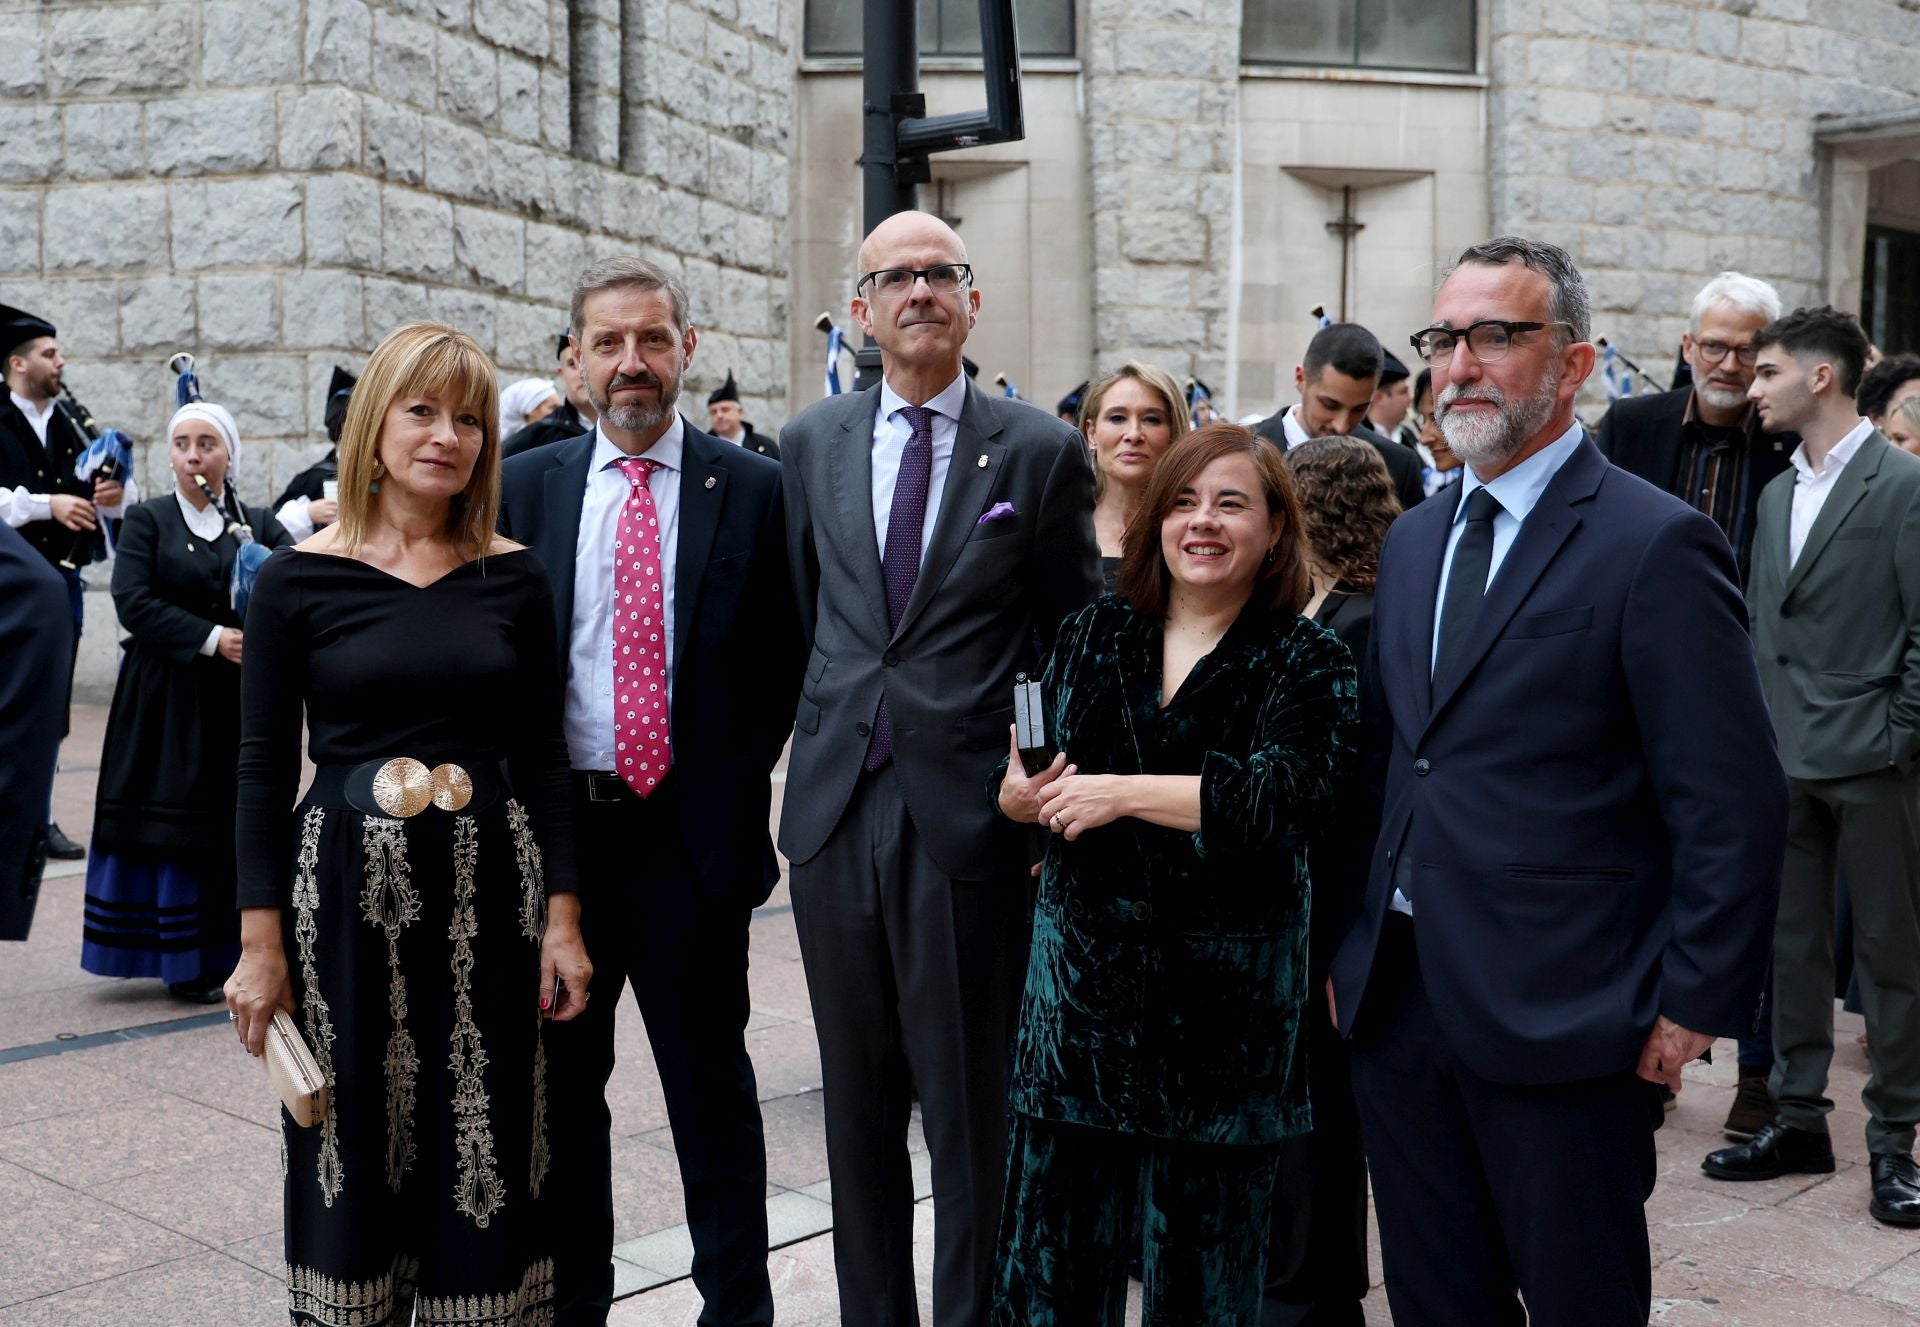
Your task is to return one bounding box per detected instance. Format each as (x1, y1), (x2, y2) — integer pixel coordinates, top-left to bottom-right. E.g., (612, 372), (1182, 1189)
(565, 416), (684, 772)
(174, 488), (231, 658)
(1279, 404), (1312, 451)
(1788, 417), (1873, 569)
(1392, 420), (1585, 917)
(873, 373), (967, 558)
(276, 496), (316, 543)
(4, 390), (139, 528)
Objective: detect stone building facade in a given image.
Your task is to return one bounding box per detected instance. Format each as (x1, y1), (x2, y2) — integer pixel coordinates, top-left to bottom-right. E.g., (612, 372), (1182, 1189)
(11, 0), (1920, 697)
(0, 0), (796, 507)
(787, 0), (1920, 420)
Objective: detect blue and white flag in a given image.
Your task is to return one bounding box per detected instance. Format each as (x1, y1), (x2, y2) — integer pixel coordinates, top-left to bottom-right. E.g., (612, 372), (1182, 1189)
(1313, 305), (1332, 329)
(823, 325), (846, 397)
(1601, 343), (1634, 403)
(998, 376), (1021, 400)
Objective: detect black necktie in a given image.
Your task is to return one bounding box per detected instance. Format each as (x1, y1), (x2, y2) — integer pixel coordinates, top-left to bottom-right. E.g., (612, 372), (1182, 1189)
(1433, 487), (1503, 689)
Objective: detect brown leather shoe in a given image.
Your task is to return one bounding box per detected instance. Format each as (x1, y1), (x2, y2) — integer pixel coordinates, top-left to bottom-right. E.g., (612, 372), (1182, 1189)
(1722, 1070), (1773, 1142)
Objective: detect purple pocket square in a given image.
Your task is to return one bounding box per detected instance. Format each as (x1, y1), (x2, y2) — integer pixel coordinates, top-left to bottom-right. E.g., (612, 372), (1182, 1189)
(978, 501), (1017, 526)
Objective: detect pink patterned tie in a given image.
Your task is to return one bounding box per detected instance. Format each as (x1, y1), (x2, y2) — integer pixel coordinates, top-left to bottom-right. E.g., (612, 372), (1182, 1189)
(614, 456), (670, 797)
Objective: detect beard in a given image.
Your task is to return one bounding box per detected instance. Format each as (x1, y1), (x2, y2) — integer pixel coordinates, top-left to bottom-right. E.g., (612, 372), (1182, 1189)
(1436, 374), (1560, 470)
(591, 370), (680, 434)
(1695, 378), (1749, 412)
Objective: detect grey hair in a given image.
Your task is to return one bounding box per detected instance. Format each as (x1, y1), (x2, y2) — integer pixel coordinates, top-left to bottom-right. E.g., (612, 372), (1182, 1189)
(569, 256), (691, 341)
(1449, 236), (1591, 345)
(1688, 271), (1782, 333)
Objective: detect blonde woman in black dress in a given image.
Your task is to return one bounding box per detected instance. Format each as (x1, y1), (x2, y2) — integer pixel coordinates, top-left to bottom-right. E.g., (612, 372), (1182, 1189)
(227, 322), (591, 1325)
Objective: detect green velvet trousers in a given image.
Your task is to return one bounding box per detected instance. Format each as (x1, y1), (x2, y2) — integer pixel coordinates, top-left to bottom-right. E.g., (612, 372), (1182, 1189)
(992, 1112), (1277, 1325)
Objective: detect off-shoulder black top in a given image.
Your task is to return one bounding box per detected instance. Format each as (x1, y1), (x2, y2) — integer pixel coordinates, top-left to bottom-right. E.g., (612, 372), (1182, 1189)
(233, 547), (578, 908)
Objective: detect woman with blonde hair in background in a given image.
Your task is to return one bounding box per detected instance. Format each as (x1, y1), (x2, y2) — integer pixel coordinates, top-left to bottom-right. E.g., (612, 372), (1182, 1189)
(227, 321), (590, 1325)
(1081, 361), (1191, 589)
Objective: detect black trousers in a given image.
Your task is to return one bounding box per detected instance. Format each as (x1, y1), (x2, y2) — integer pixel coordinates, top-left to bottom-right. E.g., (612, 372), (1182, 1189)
(545, 773), (772, 1326)
(790, 763), (1028, 1327)
(1263, 985), (1368, 1327)
(1349, 916), (1658, 1327)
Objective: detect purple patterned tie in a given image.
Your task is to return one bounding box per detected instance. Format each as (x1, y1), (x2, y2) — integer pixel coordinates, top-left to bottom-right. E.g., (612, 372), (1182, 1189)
(864, 404), (935, 771)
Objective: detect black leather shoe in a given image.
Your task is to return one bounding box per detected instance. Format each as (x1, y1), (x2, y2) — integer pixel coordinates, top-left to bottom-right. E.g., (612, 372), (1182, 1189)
(45, 822), (83, 860)
(1701, 1118), (1835, 1180)
(1871, 1155), (1920, 1227)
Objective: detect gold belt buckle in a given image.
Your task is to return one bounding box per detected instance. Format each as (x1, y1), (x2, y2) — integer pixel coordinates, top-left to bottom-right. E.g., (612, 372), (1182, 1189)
(371, 758), (472, 817)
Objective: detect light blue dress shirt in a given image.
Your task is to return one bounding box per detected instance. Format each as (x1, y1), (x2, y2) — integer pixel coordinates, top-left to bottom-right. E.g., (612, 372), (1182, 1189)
(565, 416), (684, 772)
(1428, 420), (1586, 675)
(1393, 419), (1585, 916)
(872, 373), (967, 558)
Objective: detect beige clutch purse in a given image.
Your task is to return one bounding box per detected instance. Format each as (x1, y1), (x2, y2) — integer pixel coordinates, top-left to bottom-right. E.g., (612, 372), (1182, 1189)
(263, 1009), (328, 1127)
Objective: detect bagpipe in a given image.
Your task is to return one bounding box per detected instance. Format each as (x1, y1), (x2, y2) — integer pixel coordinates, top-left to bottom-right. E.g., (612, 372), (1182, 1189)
(169, 353), (271, 620)
(59, 385), (135, 570)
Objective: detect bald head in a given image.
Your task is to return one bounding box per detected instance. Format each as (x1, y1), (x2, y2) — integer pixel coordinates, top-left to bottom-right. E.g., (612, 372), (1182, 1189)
(857, 210), (969, 278)
(851, 209), (979, 399)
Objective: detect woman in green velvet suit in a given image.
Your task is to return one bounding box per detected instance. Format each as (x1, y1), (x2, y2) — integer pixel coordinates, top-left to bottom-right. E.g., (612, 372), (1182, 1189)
(989, 422), (1357, 1323)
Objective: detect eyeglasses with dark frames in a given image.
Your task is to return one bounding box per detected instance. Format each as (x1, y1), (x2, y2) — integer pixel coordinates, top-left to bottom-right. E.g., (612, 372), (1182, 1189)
(857, 264), (975, 299)
(1692, 339), (1759, 367)
(1409, 319), (1576, 365)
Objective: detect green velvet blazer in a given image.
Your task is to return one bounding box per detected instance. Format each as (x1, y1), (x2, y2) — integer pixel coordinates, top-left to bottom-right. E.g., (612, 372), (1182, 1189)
(992, 593), (1357, 1147)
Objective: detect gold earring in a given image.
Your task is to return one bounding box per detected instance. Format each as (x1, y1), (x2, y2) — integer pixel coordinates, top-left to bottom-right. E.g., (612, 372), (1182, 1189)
(372, 459), (385, 479)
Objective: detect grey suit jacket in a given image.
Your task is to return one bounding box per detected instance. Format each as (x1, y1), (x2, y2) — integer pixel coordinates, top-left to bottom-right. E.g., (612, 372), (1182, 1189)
(779, 381), (1101, 879)
(1749, 430), (1920, 781)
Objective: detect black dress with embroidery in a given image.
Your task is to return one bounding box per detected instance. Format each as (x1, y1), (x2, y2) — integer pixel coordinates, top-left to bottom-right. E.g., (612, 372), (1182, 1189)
(237, 547), (577, 1327)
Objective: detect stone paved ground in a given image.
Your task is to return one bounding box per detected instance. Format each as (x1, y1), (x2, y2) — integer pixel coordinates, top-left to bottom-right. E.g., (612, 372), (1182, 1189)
(3, 706), (1918, 1324)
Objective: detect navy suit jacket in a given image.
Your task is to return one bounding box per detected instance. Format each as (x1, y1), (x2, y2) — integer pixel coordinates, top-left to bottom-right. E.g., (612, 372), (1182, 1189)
(1328, 435), (1786, 1085)
(499, 418), (804, 906)
(0, 521), (70, 940)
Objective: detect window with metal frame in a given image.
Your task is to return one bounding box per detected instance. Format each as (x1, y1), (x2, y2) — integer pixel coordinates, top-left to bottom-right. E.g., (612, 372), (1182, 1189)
(806, 0), (1074, 58)
(1243, 0), (1476, 74)
(1865, 225), (1920, 355)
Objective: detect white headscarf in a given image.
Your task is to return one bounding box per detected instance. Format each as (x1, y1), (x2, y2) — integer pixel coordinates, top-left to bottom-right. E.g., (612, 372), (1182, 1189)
(500, 377), (560, 439)
(168, 401), (242, 476)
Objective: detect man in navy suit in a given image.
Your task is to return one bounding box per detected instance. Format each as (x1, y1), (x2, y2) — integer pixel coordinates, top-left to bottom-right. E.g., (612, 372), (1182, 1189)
(500, 257), (803, 1326)
(1328, 237), (1786, 1326)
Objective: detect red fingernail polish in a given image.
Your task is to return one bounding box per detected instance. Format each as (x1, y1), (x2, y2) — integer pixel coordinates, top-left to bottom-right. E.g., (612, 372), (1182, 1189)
(539, 996), (550, 1010)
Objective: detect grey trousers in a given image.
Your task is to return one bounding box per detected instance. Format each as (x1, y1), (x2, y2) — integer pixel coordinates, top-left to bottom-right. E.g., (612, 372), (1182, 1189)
(1774, 768), (1920, 1155)
(790, 764), (1029, 1327)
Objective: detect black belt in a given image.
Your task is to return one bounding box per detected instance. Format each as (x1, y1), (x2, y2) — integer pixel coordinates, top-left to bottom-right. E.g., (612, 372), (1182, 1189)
(574, 769), (677, 804)
(308, 757), (510, 819)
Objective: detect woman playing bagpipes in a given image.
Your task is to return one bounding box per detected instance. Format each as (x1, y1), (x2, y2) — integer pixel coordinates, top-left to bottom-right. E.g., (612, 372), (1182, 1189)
(81, 361), (288, 1001)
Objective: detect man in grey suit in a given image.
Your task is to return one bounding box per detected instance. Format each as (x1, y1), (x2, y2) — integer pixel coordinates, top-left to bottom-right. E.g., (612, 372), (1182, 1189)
(1704, 306), (1920, 1227)
(778, 210), (1101, 1325)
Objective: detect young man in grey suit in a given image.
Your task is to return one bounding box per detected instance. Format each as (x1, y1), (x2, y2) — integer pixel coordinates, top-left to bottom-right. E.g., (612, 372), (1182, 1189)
(1704, 306), (1920, 1228)
(778, 210), (1101, 1325)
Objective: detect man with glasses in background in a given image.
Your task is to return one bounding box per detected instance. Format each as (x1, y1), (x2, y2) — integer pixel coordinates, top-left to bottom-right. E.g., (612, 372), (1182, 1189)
(776, 211), (1100, 1326)
(1596, 272), (1796, 1144)
(1329, 238), (1784, 1327)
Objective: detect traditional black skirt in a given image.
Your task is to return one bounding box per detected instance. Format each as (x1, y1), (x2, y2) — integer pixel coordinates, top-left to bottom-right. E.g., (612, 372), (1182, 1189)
(280, 781), (556, 1327)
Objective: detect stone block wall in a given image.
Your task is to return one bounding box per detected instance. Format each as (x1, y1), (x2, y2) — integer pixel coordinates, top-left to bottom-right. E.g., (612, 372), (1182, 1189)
(1487, 0), (1920, 384)
(1083, 0), (1241, 387)
(0, 0), (796, 508)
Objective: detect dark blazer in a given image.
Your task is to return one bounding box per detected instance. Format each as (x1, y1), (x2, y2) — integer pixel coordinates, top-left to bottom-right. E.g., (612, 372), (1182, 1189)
(779, 380), (1101, 880)
(0, 521), (70, 940)
(501, 400), (590, 459)
(0, 395), (98, 568)
(1749, 430), (1920, 780)
(499, 418), (803, 905)
(1253, 410), (1426, 513)
(1594, 386), (1794, 585)
(994, 595), (1355, 1146)
(1329, 437), (1787, 1085)
(736, 423), (779, 461)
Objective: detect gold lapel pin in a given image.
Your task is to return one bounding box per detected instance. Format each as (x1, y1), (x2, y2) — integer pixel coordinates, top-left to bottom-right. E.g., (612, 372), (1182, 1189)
(977, 454), (989, 469)
(705, 475), (717, 489)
